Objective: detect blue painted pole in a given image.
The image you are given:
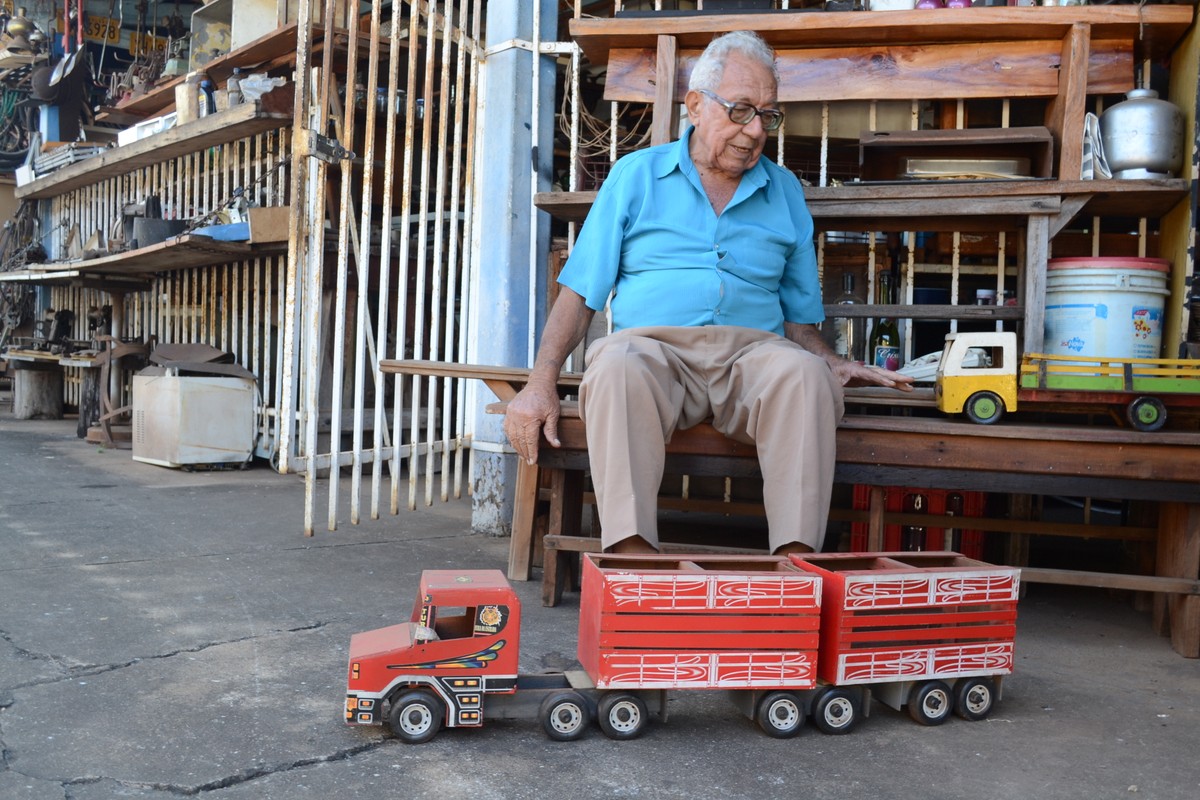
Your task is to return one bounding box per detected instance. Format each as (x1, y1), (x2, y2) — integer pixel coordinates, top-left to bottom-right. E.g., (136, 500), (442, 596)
(470, 0), (558, 535)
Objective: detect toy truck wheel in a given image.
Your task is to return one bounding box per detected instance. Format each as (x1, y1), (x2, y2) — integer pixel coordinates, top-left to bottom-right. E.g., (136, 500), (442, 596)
(756, 692), (806, 739)
(387, 690), (444, 744)
(907, 680), (954, 726)
(540, 690), (591, 741)
(954, 677), (997, 721)
(597, 692), (649, 740)
(965, 391), (1004, 425)
(811, 687), (860, 735)
(1126, 396), (1167, 432)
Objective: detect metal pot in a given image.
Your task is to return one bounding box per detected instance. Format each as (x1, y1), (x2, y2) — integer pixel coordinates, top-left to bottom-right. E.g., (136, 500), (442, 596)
(1099, 89), (1184, 179)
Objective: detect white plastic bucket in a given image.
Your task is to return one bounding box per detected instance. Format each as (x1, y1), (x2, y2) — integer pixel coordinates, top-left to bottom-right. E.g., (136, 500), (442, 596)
(1043, 257), (1170, 359)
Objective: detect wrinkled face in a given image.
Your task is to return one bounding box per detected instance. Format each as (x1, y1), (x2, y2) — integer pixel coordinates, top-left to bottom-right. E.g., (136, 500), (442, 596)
(685, 54), (778, 181)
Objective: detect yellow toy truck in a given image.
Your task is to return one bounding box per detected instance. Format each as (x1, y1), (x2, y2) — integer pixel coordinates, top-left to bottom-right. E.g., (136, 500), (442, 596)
(935, 331), (1200, 431)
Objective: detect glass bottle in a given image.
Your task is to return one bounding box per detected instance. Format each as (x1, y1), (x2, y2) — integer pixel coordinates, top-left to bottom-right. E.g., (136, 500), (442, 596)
(944, 492), (964, 552)
(901, 492), (927, 551)
(869, 272), (901, 370)
(827, 272), (866, 363)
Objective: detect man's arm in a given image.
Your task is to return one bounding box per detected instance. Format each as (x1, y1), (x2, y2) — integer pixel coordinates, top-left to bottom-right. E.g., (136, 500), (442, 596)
(784, 321), (914, 392)
(503, 288), (597, 464)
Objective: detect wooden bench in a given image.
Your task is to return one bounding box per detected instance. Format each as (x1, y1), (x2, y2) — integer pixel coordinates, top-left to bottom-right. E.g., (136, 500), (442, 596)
(381, 359), (1200, 657)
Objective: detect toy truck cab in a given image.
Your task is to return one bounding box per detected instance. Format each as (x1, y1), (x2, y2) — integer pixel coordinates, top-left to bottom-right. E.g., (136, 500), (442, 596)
(936, 331), (1019, 424)
(345, 569), (520, 742)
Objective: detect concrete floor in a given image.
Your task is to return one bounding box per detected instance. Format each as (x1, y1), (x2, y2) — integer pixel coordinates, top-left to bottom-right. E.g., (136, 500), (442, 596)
(1, 410), (1198, 799)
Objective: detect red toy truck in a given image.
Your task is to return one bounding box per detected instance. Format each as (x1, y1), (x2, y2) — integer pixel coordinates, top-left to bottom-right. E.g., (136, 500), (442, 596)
(345, 553), (1018, 743)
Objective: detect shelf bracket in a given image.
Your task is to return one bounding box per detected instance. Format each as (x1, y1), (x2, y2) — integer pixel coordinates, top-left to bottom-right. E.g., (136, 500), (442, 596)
(1049, 194), (1091, 239)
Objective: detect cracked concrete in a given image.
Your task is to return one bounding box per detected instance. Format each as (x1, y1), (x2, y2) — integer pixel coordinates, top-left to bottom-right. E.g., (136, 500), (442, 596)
(2, 414), (1200, 799)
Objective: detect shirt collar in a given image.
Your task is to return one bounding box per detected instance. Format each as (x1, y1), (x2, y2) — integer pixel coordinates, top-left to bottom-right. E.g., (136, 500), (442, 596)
(659, 125), (771, 193)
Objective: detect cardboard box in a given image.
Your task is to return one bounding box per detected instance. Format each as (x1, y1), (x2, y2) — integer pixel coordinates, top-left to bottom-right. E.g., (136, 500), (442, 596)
(247, 206), (289, 244)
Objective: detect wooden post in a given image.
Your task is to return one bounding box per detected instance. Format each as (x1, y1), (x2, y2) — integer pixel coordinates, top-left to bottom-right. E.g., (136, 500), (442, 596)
(1046, 23), (1091, 181)
(650, 35), (678, 146)
(1023, 214), (1050, 353)
(867, 486), (886, 551)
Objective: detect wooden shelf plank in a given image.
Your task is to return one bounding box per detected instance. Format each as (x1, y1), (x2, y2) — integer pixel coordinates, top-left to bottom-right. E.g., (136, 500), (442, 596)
(17, 235), (287, 279)
(570, 6), (1194, 66)
(17, 92), (294, 201)
(99, 23), (303, 123)
(535, 179), (1188, 225)
(822, 304), (1022, 321)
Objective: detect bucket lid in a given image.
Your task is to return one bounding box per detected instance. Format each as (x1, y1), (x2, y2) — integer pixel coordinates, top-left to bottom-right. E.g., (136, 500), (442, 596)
(1047, 257), (1170, 273)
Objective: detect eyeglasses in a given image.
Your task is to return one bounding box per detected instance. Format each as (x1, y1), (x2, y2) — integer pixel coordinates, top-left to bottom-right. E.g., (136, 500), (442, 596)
(699, 89), (784, 132)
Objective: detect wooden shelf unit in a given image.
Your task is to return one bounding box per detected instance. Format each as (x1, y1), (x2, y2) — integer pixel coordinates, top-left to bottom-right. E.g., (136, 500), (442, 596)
(550, 5), (1195, 353)
(16, 91), (295, 201)
(570, 6), (1194, 66)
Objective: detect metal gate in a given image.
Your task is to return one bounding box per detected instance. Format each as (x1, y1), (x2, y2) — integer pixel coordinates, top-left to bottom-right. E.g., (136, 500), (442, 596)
(280, 1), (484, 534)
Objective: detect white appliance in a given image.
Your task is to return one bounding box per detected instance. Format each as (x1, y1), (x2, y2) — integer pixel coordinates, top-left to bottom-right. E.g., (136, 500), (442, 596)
(132, 372), (256, 468)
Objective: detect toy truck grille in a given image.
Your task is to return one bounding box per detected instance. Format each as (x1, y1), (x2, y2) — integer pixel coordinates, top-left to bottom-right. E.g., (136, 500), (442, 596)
(579, 555), (822, 691)
(789, 552), (1019, 686)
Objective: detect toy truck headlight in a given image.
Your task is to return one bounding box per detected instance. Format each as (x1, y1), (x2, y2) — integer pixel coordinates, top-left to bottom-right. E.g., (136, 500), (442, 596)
(350, 662), (360, 680)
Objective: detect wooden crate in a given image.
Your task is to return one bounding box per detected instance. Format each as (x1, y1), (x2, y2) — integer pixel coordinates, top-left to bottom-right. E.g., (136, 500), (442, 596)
(789, 552), (1019, 687)
(579, 554), (821, 691)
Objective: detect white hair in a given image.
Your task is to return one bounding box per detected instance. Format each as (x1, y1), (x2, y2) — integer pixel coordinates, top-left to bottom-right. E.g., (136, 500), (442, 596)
(688, 30), (779, 93)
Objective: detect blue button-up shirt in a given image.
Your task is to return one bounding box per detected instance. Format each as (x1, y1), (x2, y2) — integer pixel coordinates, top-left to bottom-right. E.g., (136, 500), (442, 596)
(558, 127), (822, 336)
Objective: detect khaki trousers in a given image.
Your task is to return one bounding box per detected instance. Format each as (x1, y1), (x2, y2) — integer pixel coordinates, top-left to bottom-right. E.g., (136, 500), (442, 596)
(578, 325), (844, 552)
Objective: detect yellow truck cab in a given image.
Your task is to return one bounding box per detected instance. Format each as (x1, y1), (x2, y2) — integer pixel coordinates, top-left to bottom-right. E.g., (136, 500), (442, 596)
(935, 331), (1019, 424)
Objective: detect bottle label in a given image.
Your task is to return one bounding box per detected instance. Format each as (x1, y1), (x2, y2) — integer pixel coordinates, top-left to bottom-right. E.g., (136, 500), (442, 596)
(872, 345), (899, 371)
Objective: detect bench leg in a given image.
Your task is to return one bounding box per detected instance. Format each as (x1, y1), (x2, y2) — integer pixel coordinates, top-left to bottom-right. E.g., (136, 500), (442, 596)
(542, 468), (585, 607)
(1154, 501), (1200, 658)
(507, 459), (540, 581)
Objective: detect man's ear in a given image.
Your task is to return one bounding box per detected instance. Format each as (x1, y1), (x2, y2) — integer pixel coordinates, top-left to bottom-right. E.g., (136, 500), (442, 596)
(684, 90), (702, 124)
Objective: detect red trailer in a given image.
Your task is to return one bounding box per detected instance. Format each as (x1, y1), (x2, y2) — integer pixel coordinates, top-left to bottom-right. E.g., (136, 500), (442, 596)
(788, 552), (1020, 726)
(345, 552), (1019, 743)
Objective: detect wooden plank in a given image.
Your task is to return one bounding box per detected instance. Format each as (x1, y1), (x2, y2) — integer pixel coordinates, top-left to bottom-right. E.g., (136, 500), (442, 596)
(570, 6), (1193, 66)
(606, 39), (1131, 105)
(17, 94), (294, 200)
(598, 630), (820, 650)
(1046, 24), (1091, 181)
(838, 623), (1017, 645)
(1024, 565), (1200, 596)
(600, 614), (819, 633)
(535, 180), (1189, 227)
(843, 608), (1019, 629)
(20, 235), (283, 278)
(534, 180), (1188, 225)
(650, 35), (677, 146)
(1026, 213), (1049, 355)
(507, 459), (540, 581)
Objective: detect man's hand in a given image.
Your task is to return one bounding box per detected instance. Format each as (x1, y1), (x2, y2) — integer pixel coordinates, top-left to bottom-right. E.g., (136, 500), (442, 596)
(503, 381), (563, 465)
(784, 321), (914, 393)
(828, 359), (915, 392)
(501, 288), (596, 465)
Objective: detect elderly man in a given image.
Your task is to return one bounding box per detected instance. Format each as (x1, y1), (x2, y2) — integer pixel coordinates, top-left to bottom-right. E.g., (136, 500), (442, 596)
(504, 30), (912, 555)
